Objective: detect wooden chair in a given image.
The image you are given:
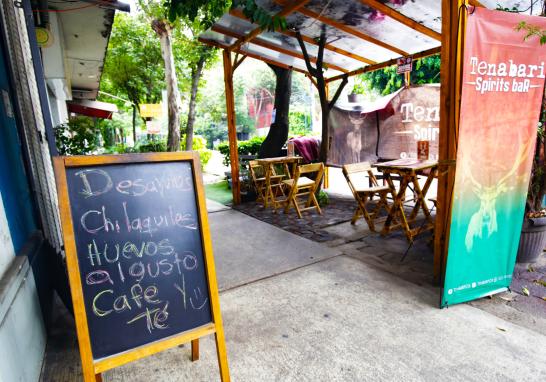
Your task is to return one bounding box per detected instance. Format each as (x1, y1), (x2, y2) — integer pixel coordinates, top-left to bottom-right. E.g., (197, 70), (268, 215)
(282, 163), (324, 218)
(342, 162), (392, 232)
(249, 160), (285, 207)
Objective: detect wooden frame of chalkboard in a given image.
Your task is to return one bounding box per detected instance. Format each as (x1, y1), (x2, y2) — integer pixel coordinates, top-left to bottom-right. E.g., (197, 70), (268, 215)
(53, 152), (230, 382)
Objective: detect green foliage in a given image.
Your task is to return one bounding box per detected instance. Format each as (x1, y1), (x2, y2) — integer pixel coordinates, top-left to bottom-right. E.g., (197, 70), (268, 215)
(361, 54), (441, 95)
(138, 141), (167, 153)
(289, 111), (312, 137)
(235, 0), (286, 31)
(54, 116), (99, 156)
(165, 0), (286, 31)
(100, 13), (165, 109)
(218, 136), (265, 166)
(195, 123), (228, 149)
(350, 78), (366, 95)
(181, 135), (213, 166)
(166, 0), (228, 26)
(516, 21), (546, 45)
(317, 190), (329, 207)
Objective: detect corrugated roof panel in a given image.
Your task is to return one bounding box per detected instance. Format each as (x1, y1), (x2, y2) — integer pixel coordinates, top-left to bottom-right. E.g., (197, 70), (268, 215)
(258, 31), (365, 71)
(283, 13), (401, 63)
(304, 0), (439, 54)
(199, 30), (236, 47)
(240, 43), (344, 77)
(381, 0), (442, 33)
(216, 13), (256, 35)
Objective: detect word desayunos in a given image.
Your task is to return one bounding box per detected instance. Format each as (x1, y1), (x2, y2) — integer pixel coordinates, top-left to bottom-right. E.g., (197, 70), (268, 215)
(75, 168), (194, 199)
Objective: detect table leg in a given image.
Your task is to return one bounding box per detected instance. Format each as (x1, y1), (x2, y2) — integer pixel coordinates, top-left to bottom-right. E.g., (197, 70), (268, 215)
(408, 171), (435, 222)
(263, 164), (272, 209)
(382, 172), (411, 239)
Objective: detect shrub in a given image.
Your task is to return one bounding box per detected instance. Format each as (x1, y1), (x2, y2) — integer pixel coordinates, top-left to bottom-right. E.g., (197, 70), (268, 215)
(318, 190), (329, 207)
(54, 116), (99, 155)
(181, 135), (212, 167)
(218, 136), (265, 166)
(138, 141), (167, 153)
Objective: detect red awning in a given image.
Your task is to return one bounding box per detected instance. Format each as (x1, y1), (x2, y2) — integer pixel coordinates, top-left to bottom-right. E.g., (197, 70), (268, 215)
(67, 100), (118, 119)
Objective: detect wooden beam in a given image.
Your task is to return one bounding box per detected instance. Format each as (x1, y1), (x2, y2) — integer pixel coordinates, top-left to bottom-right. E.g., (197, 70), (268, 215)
(222, 50), (241, 205)
(326, 46), (441, 83)
(199, 38), (309, 75)
(295, 6), (409, 56)
(433, 0), (466, 282)
(233, 54), (247, 71)
(230, 0), (310, 52)
(213, 25), (348, 73)
(229, 8), (377, 66)
(359, 0), (441, 41)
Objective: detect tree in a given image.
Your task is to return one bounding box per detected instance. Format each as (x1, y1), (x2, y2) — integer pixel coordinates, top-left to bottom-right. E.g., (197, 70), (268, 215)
(361, 54), (441, 96)
(165, 0), (285, 29)
(138, 0), (184, 152)
(100, 13), (165, 142)
(176, 19), (218, 150)
(295, 25), (348, 163)
(258, 65), (292, 158)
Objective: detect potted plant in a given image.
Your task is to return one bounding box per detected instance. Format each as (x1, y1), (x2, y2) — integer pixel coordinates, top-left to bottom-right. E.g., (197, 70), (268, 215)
(516, 22), (546, 263)
(517, 120), (546, 263)
(348, 80), (365, 103)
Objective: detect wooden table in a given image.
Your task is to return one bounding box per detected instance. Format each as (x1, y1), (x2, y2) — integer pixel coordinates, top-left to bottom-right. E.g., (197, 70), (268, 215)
(255, 156), (302, 210)
(373, 159), (438, 242)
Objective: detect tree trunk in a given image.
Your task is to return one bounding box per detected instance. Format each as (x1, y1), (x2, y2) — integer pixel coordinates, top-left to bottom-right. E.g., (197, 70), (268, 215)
(258, 65), (292, 158)
(317, 77), (329, 163)
(132, 105), (137, 144)
(185, 54), (207, 151)
(294, 26), (348, 164)
(152, 19), (182, 152)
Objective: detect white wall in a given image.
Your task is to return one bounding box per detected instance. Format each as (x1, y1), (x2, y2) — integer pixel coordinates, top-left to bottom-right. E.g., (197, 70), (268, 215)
(0, 192), (15, 279)
(0, 258), (46, 382)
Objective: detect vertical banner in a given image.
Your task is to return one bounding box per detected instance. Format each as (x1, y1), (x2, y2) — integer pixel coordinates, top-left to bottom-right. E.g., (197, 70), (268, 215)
(442, 8), (546, 307)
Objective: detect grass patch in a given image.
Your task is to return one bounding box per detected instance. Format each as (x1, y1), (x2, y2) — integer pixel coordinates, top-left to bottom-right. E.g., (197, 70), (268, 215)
(205, 180), (232, 205)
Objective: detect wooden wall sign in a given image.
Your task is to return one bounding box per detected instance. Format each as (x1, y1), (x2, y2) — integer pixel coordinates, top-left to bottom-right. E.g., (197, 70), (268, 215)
(53, 152), (230, 382)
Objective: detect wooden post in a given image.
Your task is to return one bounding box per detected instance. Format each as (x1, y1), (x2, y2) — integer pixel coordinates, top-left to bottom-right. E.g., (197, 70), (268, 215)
(434, 0), (466, 281)
(223, 49), (241, 204)
(191, 339), (199, 362)
(324, 82), (330, 188)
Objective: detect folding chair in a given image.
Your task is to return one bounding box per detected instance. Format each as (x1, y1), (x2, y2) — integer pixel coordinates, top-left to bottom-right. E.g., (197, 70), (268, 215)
(249, 160), (285, 207)
(282, 163), (324, 218)
(342, 162), (392, 232)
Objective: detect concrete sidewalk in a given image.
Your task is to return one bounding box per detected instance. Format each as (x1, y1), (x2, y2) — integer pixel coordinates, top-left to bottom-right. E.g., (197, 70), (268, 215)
(41, 205), (546, 381)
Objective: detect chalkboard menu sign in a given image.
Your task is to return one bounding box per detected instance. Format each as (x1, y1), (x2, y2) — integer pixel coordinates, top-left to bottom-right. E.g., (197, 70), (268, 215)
(54, 153), (230, 382)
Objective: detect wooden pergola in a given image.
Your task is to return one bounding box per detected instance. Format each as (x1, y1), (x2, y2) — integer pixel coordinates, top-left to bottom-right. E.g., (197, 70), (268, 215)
(198, 0), (517, 281)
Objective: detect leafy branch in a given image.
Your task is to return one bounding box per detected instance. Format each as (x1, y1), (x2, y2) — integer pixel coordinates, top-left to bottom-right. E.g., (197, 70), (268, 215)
(165, 0), (286, 31)
(516, 21), (546, 45)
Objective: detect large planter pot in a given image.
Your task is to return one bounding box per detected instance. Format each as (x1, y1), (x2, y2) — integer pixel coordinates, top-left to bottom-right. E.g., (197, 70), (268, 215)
(517, 218), (546, 263)
(348, 93), (362, 103)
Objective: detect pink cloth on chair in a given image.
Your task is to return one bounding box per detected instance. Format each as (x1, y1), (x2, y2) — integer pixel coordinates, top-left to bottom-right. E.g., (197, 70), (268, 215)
(290, 137), (320, 163)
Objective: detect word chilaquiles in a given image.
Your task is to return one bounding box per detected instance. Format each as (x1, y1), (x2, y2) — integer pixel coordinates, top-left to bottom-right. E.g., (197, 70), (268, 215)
(73, 168), (207, 334)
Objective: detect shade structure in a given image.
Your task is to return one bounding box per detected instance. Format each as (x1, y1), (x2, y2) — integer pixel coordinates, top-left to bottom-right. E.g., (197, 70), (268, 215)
(199, 0), (540, 82)
(201, 0), (543, 281)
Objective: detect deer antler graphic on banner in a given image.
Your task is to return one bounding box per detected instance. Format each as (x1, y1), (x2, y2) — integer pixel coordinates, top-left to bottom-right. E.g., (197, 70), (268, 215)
(463, 136), (534, 252)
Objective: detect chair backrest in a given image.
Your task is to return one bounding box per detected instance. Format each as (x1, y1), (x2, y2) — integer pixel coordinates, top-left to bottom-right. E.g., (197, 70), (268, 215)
(342, 162), (379, 193)
(249, 160), (265, 181)
(293, 162), (324, 190)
